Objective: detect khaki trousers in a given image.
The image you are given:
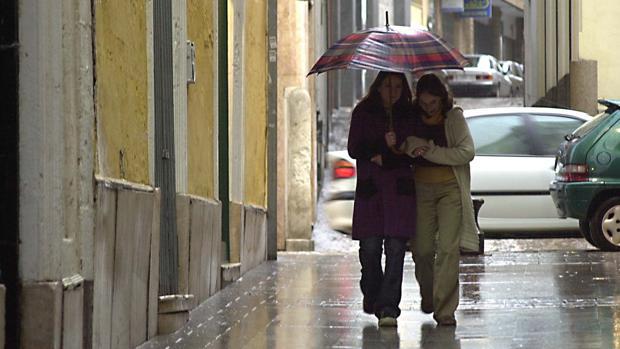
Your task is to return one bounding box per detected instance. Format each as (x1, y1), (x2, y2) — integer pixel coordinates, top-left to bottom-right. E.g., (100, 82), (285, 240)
(411, 179), (462, 321)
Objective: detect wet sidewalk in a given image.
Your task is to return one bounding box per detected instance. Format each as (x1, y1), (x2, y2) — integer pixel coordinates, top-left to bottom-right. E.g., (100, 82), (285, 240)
(139, 251), (620, 349)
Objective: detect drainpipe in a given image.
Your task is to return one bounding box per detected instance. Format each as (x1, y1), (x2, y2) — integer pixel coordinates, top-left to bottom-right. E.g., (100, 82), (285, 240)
(267, 0), (278, 260)
(218, 0), (230, 261)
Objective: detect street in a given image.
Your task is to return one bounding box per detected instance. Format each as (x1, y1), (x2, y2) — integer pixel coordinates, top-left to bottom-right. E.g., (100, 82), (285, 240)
(140, 251), (620, 348)
(140, 102), (609, 348)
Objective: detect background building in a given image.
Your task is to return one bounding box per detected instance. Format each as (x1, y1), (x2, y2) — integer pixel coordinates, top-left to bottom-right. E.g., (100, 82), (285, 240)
(0, 1), (309, 348)
(525, 0), (620, 112)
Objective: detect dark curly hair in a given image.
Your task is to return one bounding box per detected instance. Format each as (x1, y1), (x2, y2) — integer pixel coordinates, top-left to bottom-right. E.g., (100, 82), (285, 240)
(413, 73), (454, 115)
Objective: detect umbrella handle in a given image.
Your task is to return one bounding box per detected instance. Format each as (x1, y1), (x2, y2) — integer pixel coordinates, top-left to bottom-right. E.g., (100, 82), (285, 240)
(385, 109), (403, 155)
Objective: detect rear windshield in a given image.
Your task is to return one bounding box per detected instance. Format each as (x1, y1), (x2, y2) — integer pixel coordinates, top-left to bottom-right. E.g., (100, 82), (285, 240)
(466, 56), (481, 67)
(572, 112), (612, 138)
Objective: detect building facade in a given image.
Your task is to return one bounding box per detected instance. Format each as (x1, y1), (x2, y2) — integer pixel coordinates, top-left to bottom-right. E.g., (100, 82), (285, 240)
(0, 0), (318, 348)
(525, 0), (620, 111)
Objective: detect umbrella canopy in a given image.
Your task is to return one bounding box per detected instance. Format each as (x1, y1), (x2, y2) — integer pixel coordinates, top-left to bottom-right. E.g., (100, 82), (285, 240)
(307, 25), (468, 76)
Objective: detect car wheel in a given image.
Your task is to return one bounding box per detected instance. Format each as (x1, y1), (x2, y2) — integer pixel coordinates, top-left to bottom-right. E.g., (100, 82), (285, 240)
(589, 197), (620, 251)
(579, 219), (598, 248)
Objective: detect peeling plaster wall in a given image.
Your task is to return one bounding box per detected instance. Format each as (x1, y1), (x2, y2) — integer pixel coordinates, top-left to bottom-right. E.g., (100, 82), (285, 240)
(243, 0), (268, 207)
(95, 1), (149, 184)
(187, 1), (217, 198)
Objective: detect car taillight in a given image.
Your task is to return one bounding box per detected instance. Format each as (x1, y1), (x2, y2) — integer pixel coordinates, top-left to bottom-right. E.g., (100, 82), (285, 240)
(557, 164), (589, 182)
(476, 74), (493, 80)
(333, 159), (355, 179)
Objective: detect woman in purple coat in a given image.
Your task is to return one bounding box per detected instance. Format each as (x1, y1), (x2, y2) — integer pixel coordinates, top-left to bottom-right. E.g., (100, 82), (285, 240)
(347, 71), (417, 327)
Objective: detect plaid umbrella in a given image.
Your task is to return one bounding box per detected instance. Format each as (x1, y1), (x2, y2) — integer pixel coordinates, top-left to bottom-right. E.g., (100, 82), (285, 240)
(307, 25), (467, 76)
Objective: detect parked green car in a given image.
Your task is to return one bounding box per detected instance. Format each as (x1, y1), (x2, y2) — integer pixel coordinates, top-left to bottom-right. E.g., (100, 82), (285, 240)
(550, 99), (620, 251)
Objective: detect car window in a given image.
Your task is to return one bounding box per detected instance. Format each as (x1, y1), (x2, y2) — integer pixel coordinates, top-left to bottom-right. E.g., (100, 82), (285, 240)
(528, 114), (585, 155)
(514, 64), (524, 77)
(503, 62), (512, 74)
(466, 56), (480, 67)
(506, 62), (517, 75)
(487, 57), (496, 70)
(573, 112), (611, 138)
(489, 58), (500, 71)
(467, 115), (532, 155)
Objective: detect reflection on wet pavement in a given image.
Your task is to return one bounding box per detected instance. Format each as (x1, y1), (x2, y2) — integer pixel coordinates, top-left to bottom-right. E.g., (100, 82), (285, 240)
(484, 237), (593, 252)
(139, 250), (620, 349)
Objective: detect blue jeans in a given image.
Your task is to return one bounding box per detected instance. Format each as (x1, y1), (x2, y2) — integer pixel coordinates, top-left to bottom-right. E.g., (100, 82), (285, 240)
(359, 236), (408, 318)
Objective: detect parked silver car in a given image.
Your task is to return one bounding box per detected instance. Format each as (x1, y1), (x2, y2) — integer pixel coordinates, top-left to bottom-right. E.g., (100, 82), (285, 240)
(323, 107), (590, 236)
(466, 107), (589, 235)
(443, 54), (512, 97)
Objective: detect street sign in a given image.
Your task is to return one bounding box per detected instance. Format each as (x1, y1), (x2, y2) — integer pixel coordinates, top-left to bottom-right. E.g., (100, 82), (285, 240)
(461, 0), (493, 18)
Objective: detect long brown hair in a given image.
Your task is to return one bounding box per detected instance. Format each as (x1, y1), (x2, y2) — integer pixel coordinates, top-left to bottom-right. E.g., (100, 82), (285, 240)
(361, 71), (412, 112)
(413, 73), (453, 115)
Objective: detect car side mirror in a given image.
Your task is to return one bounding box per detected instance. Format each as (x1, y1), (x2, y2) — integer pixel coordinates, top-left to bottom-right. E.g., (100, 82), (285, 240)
(564, 133), (576, 141)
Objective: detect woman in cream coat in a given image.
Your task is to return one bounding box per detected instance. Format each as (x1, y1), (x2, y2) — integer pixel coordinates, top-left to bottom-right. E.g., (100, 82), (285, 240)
(401, 73), (477, 326)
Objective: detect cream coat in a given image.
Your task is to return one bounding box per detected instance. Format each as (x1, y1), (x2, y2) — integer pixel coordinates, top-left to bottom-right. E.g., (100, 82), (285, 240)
(401, 106), (479, 252)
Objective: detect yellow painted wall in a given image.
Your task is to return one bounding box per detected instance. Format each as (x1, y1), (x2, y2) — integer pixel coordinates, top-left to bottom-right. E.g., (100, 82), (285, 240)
(411, 1), (427, 28)
(579, 0), (620, 99)
(243, 0), (268, 207)
(95, 1), (149, 184)
(187, 1), (216, 198)
(411, 4), (423, 27)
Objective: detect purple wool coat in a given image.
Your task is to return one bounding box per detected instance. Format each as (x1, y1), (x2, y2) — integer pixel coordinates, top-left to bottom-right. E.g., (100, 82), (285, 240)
(347, 99), (417, 240)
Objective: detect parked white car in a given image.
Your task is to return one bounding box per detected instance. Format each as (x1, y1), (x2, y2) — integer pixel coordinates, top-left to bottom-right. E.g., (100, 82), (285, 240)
(500, 60), (524, 96)
(466, 107), (590, 234)
(323, 151), (356, 234)
(323, 107), (591, 236)
(443, 54), (512, 97)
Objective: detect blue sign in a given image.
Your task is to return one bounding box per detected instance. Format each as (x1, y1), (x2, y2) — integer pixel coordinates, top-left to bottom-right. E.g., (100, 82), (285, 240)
(461, 0), (492, 18)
